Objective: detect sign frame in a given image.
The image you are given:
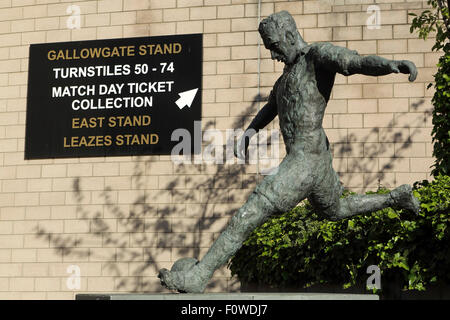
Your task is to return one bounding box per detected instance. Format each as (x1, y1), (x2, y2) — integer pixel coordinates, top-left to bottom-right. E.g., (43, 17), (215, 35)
(25, 33), (203, 160)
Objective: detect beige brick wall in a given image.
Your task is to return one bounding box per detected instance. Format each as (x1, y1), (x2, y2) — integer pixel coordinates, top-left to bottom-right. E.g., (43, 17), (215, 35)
(0, 0), (437, 299)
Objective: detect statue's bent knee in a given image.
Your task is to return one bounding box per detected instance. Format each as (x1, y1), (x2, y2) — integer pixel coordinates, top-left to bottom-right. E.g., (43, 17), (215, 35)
(227, 190), (277, 241)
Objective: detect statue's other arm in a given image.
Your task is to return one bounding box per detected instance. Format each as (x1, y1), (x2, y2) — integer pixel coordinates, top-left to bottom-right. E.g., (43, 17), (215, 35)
(311, 42), (417, 82)
(234, 89), (278, 159)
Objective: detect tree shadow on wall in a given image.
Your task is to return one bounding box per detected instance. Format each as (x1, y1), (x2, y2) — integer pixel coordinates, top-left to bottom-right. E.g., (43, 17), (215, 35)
(332, 99), (431, 189)
(34, 95), (431, 293)
(34, 95), (267, 293)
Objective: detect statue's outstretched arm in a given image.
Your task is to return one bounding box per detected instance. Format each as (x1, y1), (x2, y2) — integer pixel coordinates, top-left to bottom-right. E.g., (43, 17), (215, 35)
(312, 43), (417, 82)
(234, 93), (278, 159)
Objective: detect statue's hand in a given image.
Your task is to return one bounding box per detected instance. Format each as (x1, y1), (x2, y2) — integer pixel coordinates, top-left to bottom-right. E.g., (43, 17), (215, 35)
(390, 60), (418, 82)
(234, 136), (249, 160)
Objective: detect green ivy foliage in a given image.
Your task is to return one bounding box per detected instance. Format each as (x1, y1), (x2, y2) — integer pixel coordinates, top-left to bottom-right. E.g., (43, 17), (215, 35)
(409, 1), (450, 176)
(228, 175), (450, 293)
(409, 0), (449, 51)
(430, 53), (450, 176)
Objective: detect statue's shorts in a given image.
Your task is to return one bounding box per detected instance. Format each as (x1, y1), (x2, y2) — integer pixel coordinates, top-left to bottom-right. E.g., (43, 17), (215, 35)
(253, 148), (344, 216)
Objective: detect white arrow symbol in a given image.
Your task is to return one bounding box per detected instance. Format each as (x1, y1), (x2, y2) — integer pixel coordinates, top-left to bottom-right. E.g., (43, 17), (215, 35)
(175, 88), (198, 110)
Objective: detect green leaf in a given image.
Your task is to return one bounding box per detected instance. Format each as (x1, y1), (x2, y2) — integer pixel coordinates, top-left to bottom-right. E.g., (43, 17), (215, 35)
(348, 220), (355, 230)
(387, 211), (399, 219)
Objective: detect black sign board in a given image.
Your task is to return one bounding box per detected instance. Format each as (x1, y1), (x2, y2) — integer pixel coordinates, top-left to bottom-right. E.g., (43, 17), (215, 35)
(25, 34), (202, 159)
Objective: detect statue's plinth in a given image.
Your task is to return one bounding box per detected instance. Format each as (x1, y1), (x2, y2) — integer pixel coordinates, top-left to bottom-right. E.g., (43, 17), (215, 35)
(75, 292), (378, 300)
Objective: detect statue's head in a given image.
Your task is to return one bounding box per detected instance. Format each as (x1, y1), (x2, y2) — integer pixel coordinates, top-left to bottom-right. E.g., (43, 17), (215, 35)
(258, 11), (306, 65)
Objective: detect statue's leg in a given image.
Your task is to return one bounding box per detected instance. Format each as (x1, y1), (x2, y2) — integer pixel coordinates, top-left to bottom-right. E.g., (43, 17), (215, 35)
(308, 153), (420, 221)
(325, 185), (419, 221)
(158, 151), (314, 293)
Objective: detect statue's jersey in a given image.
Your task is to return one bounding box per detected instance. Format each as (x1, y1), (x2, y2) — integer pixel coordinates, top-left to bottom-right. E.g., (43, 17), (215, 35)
(271, 43), (337, 156)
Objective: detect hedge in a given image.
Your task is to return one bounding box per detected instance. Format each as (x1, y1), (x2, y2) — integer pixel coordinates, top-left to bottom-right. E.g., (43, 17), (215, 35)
(430, 51), (450, 176)
(228, 175), (450, 293)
